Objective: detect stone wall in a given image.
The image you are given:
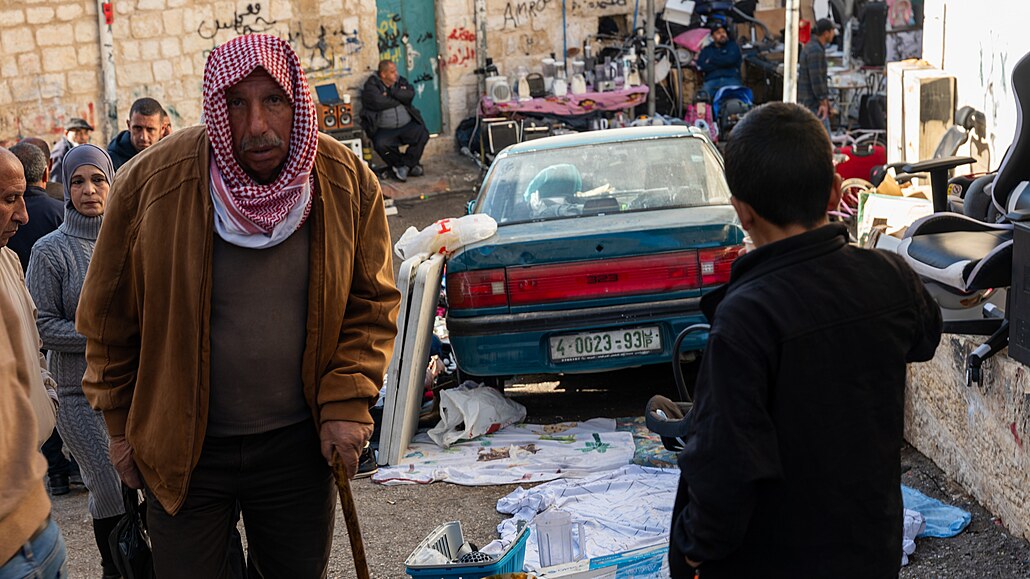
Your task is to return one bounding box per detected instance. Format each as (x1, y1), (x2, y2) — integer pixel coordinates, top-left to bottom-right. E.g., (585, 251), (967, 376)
(906, 336), (1030, 542)
(0, 0), (103, 146)
(1, 0), (645, 150)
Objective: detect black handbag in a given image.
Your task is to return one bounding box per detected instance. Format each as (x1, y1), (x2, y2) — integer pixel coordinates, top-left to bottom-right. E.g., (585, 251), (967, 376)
(109, 487), (155, 579)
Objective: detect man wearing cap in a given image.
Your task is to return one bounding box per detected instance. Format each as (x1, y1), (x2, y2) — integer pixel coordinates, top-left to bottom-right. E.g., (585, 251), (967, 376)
(78, 34), (400, 577)
(799, 18), (838, 132)
(697, 21), (743, 98)
(49, 117), (93, 186)
(107, 97), (173, 171)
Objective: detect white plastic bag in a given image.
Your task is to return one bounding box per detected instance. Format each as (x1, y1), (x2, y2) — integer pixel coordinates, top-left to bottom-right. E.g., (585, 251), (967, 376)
(428, 381), (527, 448)
(394, 214), (498, 260)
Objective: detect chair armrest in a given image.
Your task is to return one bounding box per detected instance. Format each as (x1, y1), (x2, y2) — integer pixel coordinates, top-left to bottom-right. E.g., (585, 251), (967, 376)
(905, 213), (1013, 237)
(1006, 209), (1030, 221)
(901, 156), (976, 174)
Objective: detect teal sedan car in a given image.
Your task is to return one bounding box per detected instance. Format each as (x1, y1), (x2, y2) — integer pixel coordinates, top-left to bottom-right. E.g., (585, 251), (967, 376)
(446, 126), (744, 378)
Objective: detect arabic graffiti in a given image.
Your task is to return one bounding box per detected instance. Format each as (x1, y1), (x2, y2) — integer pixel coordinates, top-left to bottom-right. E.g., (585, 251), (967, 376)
(443, 26), (476, 68)
(377, 12), (403, 63)
(570, 0), (629, 10)
(196, 3), (278, 40)
(503, 0), (554, 29)
(286, 21), (364, 80)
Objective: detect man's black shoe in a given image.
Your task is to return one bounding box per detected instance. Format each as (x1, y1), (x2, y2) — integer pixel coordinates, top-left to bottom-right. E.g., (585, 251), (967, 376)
(391, 165), (409, 182)
(409, 164), (424, 177)
(355, 445), (378, 479)
(48, 472), (70, 496)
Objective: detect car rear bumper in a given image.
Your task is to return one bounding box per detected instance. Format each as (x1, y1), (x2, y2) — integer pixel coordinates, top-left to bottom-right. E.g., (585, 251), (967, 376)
(447, 297), (709, 376)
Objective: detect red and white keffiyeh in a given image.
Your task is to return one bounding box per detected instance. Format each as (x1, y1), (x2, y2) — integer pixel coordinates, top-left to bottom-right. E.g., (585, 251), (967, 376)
(202, 34), (318, 246)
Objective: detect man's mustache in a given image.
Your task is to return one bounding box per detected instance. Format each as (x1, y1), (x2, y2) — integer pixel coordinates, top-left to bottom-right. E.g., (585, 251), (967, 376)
(239, 134), (284, 152)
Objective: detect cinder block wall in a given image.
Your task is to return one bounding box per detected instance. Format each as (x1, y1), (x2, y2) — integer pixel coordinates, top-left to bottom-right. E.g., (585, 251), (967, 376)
(1, 0), (650, 150)
(906, 337), (1030, 542)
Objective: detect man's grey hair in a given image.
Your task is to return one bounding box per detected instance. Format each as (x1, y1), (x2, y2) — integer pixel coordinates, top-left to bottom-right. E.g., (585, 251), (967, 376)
(9, 142), (47, 185)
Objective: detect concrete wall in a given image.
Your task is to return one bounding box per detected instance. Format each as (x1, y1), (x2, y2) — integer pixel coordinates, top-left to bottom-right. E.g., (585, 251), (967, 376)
(906, 336), (1030, 542)
(922, 0), (1030, 168)
(0, 0), (645, 149)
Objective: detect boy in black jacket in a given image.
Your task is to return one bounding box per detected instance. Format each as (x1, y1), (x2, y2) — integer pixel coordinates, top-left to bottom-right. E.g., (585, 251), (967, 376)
(669, 102), (942, 578)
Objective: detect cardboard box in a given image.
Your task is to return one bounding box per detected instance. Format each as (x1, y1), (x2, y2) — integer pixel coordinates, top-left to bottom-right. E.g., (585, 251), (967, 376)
(886, 59), (932, 164)
(902, 68), (956, 162)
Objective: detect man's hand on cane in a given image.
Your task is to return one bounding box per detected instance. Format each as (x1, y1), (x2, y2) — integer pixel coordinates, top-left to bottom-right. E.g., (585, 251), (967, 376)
(320, 420), (374, 479)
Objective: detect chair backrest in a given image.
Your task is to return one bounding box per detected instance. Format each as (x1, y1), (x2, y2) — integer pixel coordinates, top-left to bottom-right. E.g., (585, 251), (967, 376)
(992, 51), (1030, 213)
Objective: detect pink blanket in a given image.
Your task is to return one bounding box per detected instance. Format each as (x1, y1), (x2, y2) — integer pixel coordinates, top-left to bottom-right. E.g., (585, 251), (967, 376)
(480, 85), (649, 117)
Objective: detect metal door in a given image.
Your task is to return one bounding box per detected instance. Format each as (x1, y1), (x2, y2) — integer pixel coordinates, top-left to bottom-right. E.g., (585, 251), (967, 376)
(376, 0), (442, 134)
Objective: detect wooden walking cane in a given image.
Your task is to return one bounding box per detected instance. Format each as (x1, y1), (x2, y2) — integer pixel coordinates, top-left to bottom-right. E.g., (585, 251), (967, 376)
(332, 451), (371, 579)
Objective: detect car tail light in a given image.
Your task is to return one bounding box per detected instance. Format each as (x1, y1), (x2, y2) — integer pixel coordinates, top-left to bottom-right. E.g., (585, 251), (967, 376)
(699, 246), (743, 287)
(507, 251), (701, 306)
(447, 269), (508, 310)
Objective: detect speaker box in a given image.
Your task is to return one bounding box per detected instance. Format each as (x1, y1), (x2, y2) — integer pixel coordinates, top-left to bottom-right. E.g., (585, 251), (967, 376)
(861, 1), (887, 67)
(337, 102), (354, 129)
(318, 104), (340, 131)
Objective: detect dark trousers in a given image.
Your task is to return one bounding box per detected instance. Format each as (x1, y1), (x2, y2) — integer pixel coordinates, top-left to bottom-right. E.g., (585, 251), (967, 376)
(372, 121), (430, 169)
(146, 420), (336, 579)
(41, 430), (72, 476)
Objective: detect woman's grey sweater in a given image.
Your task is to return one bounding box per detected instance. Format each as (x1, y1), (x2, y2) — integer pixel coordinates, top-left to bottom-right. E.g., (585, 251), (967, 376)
(26, 209), (101, 397)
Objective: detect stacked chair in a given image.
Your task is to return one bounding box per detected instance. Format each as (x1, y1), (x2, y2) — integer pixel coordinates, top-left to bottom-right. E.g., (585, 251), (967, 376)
(895, 51), (1030, 386)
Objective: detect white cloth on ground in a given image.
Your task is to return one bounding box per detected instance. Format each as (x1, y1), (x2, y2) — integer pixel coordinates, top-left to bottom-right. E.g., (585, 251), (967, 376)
(372, 418), (634, 486)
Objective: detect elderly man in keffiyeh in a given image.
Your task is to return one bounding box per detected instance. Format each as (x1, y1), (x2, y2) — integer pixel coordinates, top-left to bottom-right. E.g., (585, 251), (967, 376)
(77, 34), (400, 577)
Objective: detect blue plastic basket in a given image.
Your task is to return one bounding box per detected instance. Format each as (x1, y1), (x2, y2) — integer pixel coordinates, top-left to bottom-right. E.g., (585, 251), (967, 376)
(405, 521), (529, 579)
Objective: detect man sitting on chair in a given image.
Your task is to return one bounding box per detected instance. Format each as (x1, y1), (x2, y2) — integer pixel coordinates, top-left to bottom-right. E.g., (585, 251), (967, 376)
(697, 21), (743, 98)
(360, 60), (430, 183)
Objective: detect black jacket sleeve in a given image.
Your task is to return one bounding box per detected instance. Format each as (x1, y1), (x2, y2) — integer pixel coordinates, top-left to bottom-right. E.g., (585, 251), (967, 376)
(361, 76), (403, 112)
(390, 77), (416, 105)
(671, 324), (783, 563)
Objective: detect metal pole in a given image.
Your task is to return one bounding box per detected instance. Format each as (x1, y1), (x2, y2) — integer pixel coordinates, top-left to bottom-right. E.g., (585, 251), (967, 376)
(96, 0), (118, 141)
(782, 0), (800, 103)
(474, 0), (488, 96)
(646, 0), (655, 117)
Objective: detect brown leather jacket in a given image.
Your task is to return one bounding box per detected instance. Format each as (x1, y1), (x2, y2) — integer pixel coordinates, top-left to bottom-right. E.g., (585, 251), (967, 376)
(79, 126), (400, 514)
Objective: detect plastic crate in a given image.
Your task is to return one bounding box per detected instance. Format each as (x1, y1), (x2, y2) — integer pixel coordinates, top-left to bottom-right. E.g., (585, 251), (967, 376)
(406, 521), (529, 579)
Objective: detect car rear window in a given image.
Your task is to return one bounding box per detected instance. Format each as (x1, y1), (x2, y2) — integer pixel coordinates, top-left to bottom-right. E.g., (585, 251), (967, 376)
(477, 137), (731, 225)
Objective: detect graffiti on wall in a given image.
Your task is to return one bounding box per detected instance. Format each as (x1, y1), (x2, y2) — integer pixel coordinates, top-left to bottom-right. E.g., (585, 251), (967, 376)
(193, 3), (364, 83)
(196, 3), (279, 39)
(444, 27), (476, 68)
(502, 0), (554, 29)
(377, 12), (436, 89)
(287, 22), (364, 81)
(570, 0), (628, 11)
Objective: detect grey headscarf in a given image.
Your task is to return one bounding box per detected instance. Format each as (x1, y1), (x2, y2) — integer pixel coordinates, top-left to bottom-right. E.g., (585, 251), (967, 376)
(61, 143), (115, 211)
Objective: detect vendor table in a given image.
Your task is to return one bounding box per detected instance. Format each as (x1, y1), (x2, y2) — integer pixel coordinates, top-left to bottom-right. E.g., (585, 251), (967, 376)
(479, 85), (649, 117)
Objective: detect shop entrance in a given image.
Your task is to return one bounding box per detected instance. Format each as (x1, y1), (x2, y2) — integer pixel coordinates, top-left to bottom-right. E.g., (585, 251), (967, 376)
(376, 0), (443, 134)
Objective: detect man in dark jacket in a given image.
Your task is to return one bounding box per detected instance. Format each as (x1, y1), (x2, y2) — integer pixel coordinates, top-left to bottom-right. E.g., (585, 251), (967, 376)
(668, 102), (942, 578)
(798, 18), (837, 132)
(107, 97), (172, 170)
(697, 21), (743, 97)
(7, 143), (63, 272)
(360, 60), (429, 182)
(49, 117), (93, 186)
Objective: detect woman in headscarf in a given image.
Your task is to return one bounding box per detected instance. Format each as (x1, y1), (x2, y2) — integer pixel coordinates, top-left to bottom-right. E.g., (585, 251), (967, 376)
(26, 144), (123, 579)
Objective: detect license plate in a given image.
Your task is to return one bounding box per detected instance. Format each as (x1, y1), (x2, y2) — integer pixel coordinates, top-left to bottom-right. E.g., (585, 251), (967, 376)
(549, 326), (662, 362)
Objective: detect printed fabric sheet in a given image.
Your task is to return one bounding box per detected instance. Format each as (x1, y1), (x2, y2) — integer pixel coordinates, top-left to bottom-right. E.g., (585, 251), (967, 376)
(372, 418), (635, 486)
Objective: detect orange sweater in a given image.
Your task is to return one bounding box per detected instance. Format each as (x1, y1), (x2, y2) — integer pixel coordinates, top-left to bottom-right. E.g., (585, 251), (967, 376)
(0, 248), (50, 564)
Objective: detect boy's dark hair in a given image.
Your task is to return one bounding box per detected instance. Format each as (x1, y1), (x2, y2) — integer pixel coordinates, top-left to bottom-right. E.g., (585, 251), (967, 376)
(9, 142), (47, 185)
(723, 102), (834, 228)
(129, 97), (167, 120)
